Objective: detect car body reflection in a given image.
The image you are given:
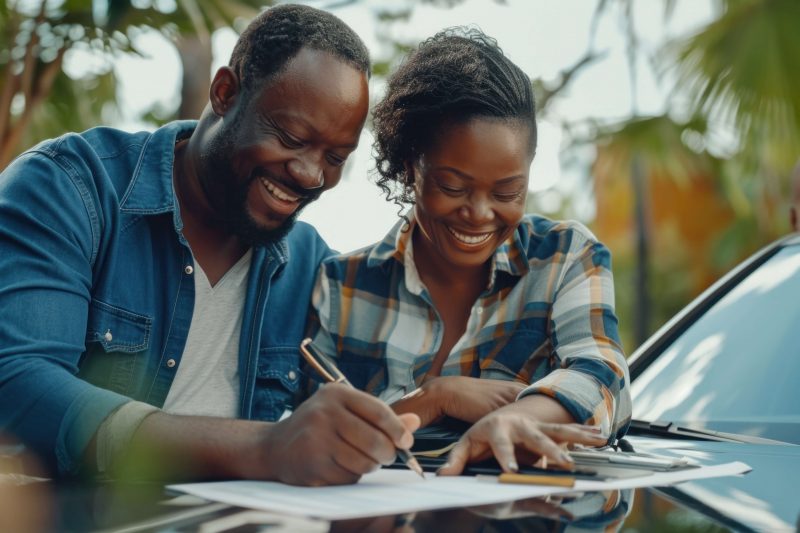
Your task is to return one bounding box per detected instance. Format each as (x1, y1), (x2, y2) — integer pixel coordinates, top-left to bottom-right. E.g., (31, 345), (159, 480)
(626, 233), (800, 531)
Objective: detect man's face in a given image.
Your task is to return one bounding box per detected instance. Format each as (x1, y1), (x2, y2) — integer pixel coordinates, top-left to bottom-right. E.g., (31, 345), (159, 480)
(200, 48), (369, 246)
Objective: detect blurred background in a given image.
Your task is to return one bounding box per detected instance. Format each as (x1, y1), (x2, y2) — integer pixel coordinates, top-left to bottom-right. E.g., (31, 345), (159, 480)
(2, 0), (798, 354)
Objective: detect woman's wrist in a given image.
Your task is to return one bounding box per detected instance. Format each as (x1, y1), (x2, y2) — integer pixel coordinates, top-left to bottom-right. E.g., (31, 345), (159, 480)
(512, 394), (576, 424)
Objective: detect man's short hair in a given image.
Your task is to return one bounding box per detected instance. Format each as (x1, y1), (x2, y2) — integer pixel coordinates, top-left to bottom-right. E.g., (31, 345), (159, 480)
(229, 4), (370, 95)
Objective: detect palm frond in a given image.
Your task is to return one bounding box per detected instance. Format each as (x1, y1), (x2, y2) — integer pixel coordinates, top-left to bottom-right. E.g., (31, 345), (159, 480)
(592, 114), (716, 187)
(667, 0), (800, 147)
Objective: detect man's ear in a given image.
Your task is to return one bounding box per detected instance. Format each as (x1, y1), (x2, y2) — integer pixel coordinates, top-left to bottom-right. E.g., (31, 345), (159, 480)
(209, 66), (241, 117)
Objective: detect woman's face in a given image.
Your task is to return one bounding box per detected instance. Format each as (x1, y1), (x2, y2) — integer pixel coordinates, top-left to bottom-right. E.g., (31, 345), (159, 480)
(412, 117), (534, 272)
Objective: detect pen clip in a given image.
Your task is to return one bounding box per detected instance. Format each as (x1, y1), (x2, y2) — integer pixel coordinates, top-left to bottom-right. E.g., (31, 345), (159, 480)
(300, 338), (351, 385)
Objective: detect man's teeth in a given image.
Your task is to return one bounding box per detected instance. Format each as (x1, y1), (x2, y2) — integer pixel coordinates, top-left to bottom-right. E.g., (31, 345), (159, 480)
(447, 226), (493, 245)
(261, 178), (300, 203)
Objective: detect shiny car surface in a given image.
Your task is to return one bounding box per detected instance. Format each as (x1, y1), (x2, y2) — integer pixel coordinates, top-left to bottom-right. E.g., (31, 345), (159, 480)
(625, 233), (800, 531)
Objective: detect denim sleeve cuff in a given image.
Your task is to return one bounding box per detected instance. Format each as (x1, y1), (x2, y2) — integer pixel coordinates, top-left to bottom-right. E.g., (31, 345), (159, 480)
(96, 401), (161, 473)
(56, 388), (135, 476)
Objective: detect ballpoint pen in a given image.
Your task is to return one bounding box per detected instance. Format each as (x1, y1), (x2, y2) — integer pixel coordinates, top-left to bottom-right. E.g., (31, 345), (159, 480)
(300, 337), (425, 478)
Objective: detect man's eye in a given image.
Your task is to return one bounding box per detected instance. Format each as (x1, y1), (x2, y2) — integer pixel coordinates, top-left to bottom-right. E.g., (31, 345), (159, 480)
(327, 153), (347, 167)
(280, 135), (304, 149)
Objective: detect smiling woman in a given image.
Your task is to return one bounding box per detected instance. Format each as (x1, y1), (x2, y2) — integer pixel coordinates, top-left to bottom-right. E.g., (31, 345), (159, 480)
(303, 28), (630, 475)
(412, 119), (531, 275)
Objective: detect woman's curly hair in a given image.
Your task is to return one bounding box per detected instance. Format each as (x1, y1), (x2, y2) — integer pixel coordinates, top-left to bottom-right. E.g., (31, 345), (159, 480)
(372, 27), (537, 211)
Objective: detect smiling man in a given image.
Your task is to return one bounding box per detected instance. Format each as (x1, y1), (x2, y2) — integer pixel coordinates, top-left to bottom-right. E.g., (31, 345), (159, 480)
(0, 4), (418, 485)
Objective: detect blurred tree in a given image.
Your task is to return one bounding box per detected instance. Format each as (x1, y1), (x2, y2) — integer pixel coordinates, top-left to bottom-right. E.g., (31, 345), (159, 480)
(591, 115), (735, 349)
(667, 0), (800, 251)
(586, 0), (800, 349)
(0, 0), (264, 170)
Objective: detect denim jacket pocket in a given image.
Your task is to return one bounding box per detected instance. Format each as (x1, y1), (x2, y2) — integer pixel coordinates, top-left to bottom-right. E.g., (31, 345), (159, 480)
(85, 299), (152, 352)
(81, 299), (152, 397)
(253, 348), (302, 422)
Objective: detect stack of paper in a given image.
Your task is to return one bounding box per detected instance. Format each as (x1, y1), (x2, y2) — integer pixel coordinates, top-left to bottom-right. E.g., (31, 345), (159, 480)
(168, 461), (750, 521)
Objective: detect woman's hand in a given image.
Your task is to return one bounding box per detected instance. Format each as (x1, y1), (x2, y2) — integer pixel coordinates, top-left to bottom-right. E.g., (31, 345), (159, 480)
(391, 376), (527, 427)
(436, 395), (607, 475)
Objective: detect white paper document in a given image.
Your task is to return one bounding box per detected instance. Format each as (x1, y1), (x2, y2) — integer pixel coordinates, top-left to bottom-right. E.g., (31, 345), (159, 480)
(168, 461), (750, 521)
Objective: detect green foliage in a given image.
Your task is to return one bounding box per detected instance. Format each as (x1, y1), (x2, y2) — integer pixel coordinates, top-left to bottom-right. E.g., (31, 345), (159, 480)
(669, 0), (800, 153)
(0, 0), (264, 168)
(593, 114), (717, 186)
(583, 0), (800, 349)
(24, 67), (119, 146)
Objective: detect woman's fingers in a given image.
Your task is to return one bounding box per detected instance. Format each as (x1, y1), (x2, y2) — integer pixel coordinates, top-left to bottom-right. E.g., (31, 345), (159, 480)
(436, 412), (609, 476)
(486, 424), (520, 472)
(436, 434), (491, 476)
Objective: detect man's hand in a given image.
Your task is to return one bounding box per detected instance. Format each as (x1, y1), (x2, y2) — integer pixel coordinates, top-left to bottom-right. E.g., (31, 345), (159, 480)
(261, 383), (420, 486)
(391, 376), (526, 427)
(123, 383), (419, 486)
(437, 395), (607, 476)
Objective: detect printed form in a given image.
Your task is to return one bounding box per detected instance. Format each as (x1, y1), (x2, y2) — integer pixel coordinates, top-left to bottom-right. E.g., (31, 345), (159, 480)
(168, 461), (750, 520)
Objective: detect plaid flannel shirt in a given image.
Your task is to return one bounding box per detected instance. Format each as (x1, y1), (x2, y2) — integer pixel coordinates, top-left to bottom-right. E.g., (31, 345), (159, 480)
(306, 213), (631, 439)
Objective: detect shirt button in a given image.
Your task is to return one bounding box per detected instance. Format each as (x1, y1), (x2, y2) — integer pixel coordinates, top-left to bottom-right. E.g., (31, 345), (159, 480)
(288, 370), (297, 381)
(184, 265), (194, 275)
(103, 330), (113, 342)
(166, 358), (177, 368)
(476, 307), (483, 315)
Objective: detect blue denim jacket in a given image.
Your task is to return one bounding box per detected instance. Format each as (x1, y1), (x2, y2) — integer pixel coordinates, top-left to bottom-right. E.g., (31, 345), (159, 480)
(0, 121), (332, 475)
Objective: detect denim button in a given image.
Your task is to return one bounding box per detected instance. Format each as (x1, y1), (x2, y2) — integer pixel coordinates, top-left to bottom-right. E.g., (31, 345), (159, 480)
(288, 370), (297, 380)
(166, 358), (176, 368)
(103, 330), (113, 342)
(184, 265), (194, 275)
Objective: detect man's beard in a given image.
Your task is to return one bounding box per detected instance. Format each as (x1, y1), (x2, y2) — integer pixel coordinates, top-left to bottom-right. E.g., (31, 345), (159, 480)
(220, 170), (319, 247)
(199, 123), (320, 247)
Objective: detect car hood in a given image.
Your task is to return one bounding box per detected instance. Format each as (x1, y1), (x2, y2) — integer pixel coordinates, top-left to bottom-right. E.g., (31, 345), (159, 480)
(627, 436), (800, 531)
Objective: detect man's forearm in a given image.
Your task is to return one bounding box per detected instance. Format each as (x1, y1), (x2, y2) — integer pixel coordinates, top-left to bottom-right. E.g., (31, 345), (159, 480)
(102, 385), (417, 486)
(115, 412), (275, 481)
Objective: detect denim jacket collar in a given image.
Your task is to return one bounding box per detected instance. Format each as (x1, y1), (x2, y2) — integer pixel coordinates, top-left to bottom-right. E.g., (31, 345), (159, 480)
(119, 120), (196, 216)
(117, 120), (290, 266)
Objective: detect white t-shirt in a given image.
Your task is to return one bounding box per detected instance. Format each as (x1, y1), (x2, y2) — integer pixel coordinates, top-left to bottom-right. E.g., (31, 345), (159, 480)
(162, 249), (252, 417)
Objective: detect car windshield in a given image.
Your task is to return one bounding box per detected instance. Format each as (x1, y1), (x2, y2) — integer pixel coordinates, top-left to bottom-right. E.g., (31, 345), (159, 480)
(632, 243), (800, 445)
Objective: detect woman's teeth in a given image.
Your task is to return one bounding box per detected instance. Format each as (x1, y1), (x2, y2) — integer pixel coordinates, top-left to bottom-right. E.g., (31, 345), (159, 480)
(446, 226), (493, 245)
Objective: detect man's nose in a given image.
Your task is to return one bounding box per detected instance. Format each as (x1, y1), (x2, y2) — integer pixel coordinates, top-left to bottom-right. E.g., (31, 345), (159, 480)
(286, 154), (324, 190)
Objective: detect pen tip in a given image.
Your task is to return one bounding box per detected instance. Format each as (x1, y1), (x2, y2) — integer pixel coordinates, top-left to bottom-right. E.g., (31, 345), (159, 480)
(408, 457), (425, 478)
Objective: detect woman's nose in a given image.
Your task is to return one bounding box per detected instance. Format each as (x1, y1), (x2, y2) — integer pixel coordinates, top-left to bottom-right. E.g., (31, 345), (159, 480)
(460, 195), (495, 224)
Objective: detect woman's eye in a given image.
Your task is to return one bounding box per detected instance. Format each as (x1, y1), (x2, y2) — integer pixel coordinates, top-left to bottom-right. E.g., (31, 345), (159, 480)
(439, 184), (465, 195)
(494, 191), (523, 202)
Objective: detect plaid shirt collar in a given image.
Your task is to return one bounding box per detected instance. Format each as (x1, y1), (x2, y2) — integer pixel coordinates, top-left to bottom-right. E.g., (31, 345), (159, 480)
(365, 209), (531, 293)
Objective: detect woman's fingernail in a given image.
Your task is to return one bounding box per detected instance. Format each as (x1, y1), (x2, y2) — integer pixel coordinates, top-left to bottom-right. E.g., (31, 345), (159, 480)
(508, 460), (519, 472)
(560, 452), (574, 464)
